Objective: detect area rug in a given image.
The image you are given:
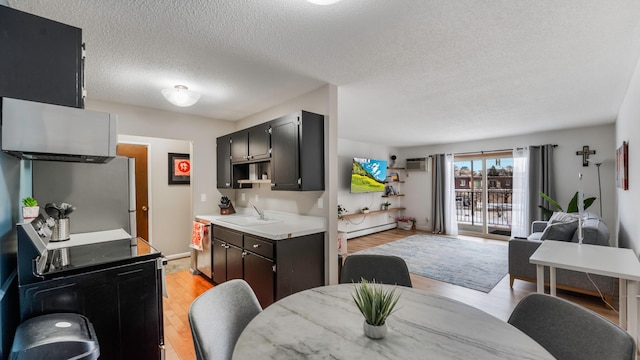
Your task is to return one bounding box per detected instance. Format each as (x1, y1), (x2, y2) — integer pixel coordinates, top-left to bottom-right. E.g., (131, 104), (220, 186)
(352, 234), (508, 292)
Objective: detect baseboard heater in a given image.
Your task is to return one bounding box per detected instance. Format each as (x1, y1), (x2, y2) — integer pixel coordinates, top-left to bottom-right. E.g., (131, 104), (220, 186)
(346, 222), (397, 239)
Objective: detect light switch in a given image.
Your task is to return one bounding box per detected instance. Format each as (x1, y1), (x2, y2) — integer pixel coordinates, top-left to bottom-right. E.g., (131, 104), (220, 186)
(317, 198), (323, 209)
(255, 194), (259, 202)
(242, 193), (246, 201)
(200, 193), (207, 202)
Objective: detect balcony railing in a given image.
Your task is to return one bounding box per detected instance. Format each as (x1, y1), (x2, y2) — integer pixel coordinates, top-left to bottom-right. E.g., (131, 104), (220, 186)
(455, 189), (512, 233)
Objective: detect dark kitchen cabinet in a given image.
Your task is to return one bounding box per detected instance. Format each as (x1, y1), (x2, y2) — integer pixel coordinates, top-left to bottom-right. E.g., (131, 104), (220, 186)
(216, 135), (232, 188)
(19, 259), (163, 359)
(0, 6), (84, 108)
(211, 225), (324, 308)
(212, 227), (243, 284)
(270, 111), (324, 191)
(230, 123), (271, 163)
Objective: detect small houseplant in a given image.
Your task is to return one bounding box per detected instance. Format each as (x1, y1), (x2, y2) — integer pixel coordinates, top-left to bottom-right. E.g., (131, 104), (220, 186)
(338, 204), (348, 218)
(361, 207), (370, 214)
(390, 155), (397, 167)
(539, 191), (596, 219)
(21, 197), (39, 220)
(352, 279), (401, 339)
(381, 201), (391, 211)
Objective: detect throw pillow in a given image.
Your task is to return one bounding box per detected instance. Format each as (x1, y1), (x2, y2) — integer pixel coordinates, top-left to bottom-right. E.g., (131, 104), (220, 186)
(540, 220), (579, 241)
(548, 212), (580, 223)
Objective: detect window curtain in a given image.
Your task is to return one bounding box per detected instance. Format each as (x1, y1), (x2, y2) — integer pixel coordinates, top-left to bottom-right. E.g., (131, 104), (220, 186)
(511, 147), (530, 238)
(432, 154), (458, 235)
(511, 144), (555, 237)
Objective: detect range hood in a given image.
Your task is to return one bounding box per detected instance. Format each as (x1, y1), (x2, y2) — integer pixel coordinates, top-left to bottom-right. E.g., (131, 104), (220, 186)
(1, 97), (117, 163)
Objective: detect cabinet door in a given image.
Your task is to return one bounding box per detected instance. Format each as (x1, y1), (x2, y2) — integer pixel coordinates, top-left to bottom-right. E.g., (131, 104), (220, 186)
(216, 135), (232, 188)
(227, 245), (244, 280)
(247, 123), (271, 161)
(243, 252), (275, 308)
(230, 130), (249, 162)
(212, 238), (227, 284)
(270, 113), (300, 190)
(0, 6), (83, 108)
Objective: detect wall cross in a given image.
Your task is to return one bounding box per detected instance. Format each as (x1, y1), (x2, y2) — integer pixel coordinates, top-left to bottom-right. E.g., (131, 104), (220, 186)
(576, 145), (595, 167)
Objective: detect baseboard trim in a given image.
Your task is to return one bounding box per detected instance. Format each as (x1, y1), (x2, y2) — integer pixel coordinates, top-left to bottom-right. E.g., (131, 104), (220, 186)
(346, 223), (397, 239)
(165, 252), (190, 260)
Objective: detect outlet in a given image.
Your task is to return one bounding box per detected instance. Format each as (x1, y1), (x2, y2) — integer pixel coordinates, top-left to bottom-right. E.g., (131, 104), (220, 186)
(200, 193), (207, 202)
(255, 194), (259, 202)
(317, 198), (323, 209)
(241, 193), (246, 201)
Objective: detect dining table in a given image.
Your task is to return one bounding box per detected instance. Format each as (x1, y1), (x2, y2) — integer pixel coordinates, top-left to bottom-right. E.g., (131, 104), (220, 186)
(233, 284), (554, 359)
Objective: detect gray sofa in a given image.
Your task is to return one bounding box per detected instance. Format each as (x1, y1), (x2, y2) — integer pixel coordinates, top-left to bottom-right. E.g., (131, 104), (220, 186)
(508, 211), (615, 302)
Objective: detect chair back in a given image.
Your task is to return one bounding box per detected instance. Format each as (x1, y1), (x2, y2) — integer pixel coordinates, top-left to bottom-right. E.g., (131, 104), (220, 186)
(340, 254), (412, 287)
(508, 293), (636, 360)
(188, 279), (262, 360)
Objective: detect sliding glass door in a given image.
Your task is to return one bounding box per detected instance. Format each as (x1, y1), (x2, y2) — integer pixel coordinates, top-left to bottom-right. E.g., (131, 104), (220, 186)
(454, 153), (513, 239)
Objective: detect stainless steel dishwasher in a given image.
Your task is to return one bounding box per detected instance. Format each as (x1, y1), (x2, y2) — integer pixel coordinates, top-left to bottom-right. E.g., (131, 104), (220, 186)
(193, 218), (212, 280)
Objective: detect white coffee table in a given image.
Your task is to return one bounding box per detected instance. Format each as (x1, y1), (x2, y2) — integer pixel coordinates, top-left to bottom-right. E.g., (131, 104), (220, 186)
(530, 240), (640, 342)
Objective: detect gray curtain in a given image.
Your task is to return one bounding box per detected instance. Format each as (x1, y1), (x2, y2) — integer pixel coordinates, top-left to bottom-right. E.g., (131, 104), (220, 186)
(432, 154), (446, 233)
(529, 145), (555, 221)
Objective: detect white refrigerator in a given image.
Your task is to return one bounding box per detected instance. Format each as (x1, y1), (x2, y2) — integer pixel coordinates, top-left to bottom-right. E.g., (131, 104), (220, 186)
(32, 157), (137, 236)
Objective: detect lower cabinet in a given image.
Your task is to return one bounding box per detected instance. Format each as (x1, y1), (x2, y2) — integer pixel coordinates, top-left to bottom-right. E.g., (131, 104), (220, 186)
(212, 225), (324, 308)
(19, 259), (163, 360)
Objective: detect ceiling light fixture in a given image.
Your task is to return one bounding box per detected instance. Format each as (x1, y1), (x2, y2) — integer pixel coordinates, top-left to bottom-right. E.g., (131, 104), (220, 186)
(306, 0), (342, 5)
(161, 85), (200, 107)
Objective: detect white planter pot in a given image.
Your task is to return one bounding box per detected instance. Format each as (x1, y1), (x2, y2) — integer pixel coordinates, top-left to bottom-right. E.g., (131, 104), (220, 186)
(363, 321), (387, 339)
(22, 206), (39, 221)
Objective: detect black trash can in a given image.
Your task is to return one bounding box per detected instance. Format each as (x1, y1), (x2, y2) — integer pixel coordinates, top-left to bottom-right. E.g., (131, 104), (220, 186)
(10, 313), (99, 360)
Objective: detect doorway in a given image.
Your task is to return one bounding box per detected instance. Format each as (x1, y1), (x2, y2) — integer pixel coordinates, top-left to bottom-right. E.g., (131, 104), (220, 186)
(454, 152), (513, 239)
(117, 143), (149, 241)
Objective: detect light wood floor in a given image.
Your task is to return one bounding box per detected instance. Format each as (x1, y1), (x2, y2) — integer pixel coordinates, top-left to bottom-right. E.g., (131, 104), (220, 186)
(163, 229), (618, 360)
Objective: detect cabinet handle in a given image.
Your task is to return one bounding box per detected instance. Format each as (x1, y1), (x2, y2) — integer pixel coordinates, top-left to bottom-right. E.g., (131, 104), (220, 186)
(242, 251), (247, 257)
(253, 244), (260, 248)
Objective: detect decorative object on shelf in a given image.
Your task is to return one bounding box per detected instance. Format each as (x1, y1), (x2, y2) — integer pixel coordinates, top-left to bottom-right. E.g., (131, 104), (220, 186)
(338, 204), (348, 218)
(219, 196), (236, 215)
(362, 207), (370, 214)
(161, 85), (200, 107)
(390, 155), (397, 167)
(385, 185), (396, 195)
(168, 152), (191, 185)
(538, 191), (595, 219)
(352, 279), (401, 340)
(396, 216), (416, 230)
(262, 171), (268, 180)
(381, 201), (391, 211)
(575, 145), (596, 167)
(617, 141), (628, 190)
(389, 173), (399, 182)
(21, 197), (39, 221)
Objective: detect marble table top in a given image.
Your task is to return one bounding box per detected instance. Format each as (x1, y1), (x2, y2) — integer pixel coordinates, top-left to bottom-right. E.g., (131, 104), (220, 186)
(233, 284), (554, 359)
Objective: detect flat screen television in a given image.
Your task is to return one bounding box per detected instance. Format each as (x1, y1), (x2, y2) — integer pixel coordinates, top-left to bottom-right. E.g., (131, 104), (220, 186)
(350, 157), (388, 193)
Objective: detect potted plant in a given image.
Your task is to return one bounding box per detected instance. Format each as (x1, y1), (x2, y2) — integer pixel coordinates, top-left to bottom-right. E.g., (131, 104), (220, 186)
(338, 204), (348, 218)
(381, 201), (391, 211)
(361, 207), (370, 214)
(352, 279), (401, 339)
(21, 197), (39, 220)
(390, 155), (397, 167)
(539, 191), (596, 219)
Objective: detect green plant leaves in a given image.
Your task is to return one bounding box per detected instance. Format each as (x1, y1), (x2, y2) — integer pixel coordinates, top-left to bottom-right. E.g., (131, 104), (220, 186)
(352, 279), (401, 326)
(538, 191), (596, 218)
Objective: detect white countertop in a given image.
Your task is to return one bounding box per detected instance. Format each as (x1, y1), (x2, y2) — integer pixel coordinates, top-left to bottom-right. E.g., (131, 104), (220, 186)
(196, 208), (326, 240)
(47, 228), (132, 250)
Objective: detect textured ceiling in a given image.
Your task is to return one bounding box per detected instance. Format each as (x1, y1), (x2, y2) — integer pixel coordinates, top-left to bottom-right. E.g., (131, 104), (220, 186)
(9, 0), (640, 147)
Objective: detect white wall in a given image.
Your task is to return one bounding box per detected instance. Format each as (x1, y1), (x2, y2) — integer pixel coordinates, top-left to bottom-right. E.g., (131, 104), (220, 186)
(396, 124), (616, 238)
(337, 138), (401, 236)
(616, 53), (640, 251)
(118, 135), (192, 258)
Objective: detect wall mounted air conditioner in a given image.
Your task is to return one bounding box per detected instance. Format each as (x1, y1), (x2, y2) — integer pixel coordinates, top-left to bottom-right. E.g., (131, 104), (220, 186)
(406, 157), (426, 171)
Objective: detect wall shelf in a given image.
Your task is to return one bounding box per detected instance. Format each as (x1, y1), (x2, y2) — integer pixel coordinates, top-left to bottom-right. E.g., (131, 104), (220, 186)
(381, 194), (405, 198)
(339, 207), (405, 220)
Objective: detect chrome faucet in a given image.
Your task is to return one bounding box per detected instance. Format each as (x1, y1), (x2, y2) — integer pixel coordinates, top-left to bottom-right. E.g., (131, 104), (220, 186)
(252, 204), (266, 220)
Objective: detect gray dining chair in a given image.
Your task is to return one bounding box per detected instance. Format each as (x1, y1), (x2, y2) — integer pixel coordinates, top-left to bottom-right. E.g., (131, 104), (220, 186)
(340, 254), (412, 287)
(188, 279), (262, 360)
(508, 293), (636, 360)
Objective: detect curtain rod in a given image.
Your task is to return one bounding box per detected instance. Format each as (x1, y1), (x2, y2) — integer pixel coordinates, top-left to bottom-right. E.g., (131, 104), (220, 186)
(455, 144), (558, 156)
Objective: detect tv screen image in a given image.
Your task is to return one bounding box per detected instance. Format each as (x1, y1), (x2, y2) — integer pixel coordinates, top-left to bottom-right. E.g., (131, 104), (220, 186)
(350, 157), (388, 193)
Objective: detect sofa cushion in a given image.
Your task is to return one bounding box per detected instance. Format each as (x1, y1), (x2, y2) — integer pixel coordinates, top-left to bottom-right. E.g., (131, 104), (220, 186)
(549, 212), (580, 223)
(540, 220), (579, 241)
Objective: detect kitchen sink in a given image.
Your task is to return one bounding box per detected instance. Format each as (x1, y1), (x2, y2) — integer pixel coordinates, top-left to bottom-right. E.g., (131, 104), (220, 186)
(217, 216), (282, 227)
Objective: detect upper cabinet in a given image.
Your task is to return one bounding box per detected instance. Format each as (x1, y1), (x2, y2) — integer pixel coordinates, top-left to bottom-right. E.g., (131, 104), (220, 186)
(216, 110), (325, 191)
(0, 6), (84, 108)
(271, 111), (324, 191)
(230, 123), (271, 163)
(216, 135), (232, 188)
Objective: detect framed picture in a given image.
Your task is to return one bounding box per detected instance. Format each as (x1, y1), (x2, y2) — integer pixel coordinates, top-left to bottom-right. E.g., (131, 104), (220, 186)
(168, 153), (191, 185)
(616, 141), (628, 190)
